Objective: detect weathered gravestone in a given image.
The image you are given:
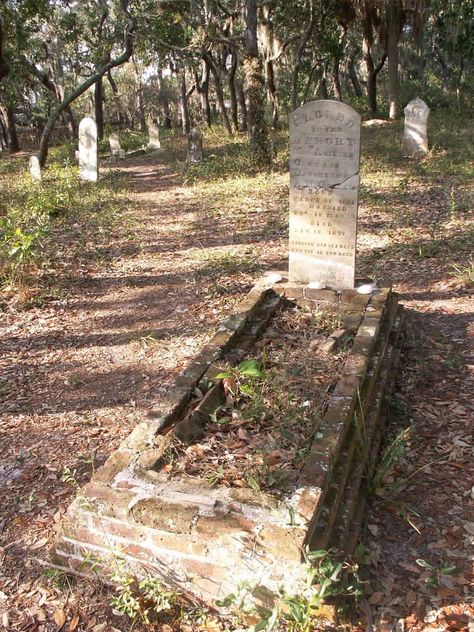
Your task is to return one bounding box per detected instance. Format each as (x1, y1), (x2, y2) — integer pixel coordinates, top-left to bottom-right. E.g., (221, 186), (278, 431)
(29, 156), (42, 183)
(147, 118), (161, 149)
(402, 97), (429, 158)
(78, 117), (98, 181)
(187, 128), (203, 164)
(109, 133), (125, 160)
(289, 100), (361, 289)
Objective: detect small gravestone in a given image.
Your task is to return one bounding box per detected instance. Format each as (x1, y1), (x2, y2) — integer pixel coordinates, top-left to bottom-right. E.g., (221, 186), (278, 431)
(109, 133), (125, 160)
(29, 156), (42, 183)
(289, 100), (361, 289)
(147, 118), (161, 149)
(78, 117), (98, 181)
(402, 98), (429, 157)
(187, 128), (203, 164)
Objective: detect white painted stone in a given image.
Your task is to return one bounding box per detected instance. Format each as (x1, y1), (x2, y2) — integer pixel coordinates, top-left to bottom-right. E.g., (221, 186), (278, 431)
(357, 283), (375, 295)
(29, 156), (42, 182)
(147, 118), (161, 149)
(289, 100), (361, 289)
(402, 98), (429, 157)
(78, 117), (98, 181)
(265, 273), (283, 284)
(307, 281), (326, 290)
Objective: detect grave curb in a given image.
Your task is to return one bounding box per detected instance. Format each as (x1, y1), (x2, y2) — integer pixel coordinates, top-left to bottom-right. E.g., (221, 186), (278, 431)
(50, 279), (404, 607)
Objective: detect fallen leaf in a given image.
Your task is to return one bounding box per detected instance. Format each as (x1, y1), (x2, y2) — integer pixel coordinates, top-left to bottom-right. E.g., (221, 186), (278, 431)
(30, 537), (49, 550)
(69, 615), (79, 631)
(368, 591), (385, 605)
(53, 608), (67, 628)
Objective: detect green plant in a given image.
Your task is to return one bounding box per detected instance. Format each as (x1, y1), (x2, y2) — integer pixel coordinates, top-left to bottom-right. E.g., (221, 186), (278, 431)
(450, 258), (474, 287)
(218, 550), (365, 632)
(61, 465), (80, 489)
(416, 558), (457, 588)
(111, 571), (177, 626)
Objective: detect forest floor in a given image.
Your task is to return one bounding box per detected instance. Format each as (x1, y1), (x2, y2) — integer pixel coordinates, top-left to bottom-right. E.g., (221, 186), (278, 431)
(0, 115), (472, 632)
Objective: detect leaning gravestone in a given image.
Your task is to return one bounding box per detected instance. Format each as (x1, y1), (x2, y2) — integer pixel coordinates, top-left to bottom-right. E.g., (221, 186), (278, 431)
(29, 156), (42, 183)
(78, 117), (98, 181)
(402, 97), (429, 158)
(289, 100), (361, 289)
(187, 128), (203, 164)
(109, 133), (125, 160)
(147, 118), (161, 149)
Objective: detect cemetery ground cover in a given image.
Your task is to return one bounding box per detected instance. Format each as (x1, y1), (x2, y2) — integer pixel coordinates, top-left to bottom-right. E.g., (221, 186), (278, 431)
(0, 114), (473, 631)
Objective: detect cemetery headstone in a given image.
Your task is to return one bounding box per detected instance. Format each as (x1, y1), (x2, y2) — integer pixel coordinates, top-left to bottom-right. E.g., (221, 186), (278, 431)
(109, 133), (125, 160)
(29, 156), (42, 183)
(187, 128), (203, 164)
(402, 97), (429, 157)
(147, 118), (161, 149)
(78, 117), (98, 181)
(289, 100), (361, 289)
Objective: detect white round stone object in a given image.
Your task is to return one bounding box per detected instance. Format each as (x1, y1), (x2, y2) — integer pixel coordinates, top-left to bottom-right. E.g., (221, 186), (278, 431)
(307, 281), (326, 290)
(357, 283), (375, 295)
(264, 273), (283, 284)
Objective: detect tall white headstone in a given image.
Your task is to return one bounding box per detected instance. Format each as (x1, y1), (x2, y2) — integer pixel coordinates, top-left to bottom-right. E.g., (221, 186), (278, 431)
(29, 156), (42, 183)
(402, 98), (429, 157)
(78, 117), (98, 181)
(109, 133), (125, 160)
(289, 100), (361, 289)
(147, 118), (161, 149)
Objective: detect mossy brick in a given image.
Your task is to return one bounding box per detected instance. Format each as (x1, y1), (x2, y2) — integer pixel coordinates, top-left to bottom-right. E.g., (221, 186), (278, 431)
(343, 353), (367, 376)
(194, 511), (256, 540)
(342, 313), (363, 332)
(305, 288), (337, 301)
(340, 289), (358, 303)
(130, 498), (197, 534)
(347, 294), (370, 309)
(358, 317), (381, 338)
(80, 481), (135, 519)
(282, 283), (304, 299)
(309, 441), (355, 550)
(120, 420), (166, 451)
(258, 525), (305, 563)
(93, 450), (133, 484)
(136, 443), (169, 469)
(350, 335), (375, 358)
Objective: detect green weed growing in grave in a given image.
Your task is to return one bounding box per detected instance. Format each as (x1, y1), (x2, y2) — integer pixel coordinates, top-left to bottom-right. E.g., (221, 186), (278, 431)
(416, 558), (457, 588)
(110, 569), (178, 626)
(217, 549), (366, 632)
(450, 258), (474, 287)
(61, 466), (80, 490)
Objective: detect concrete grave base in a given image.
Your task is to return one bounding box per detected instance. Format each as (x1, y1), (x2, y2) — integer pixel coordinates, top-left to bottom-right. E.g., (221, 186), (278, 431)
(51, 275), (404, 607)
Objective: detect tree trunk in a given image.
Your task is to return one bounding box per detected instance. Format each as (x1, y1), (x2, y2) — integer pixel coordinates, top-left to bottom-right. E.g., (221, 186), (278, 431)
(6, 106), (19, 152)
(318, 62), (329, 99)
(243, 0), (271, 163)
(236, 79), (248, 132)
(348, 54), (362, 98)
(387, 5), (402, 120)
(204, 54), (232, 136)
(0, 16), (10, 85)
(332, 54), (342, 101)
(198, 59), (212, 127)
(178, 71), (191, 134)
(94, 77), (104, 139)
(228, 50), (239, 131)
(37, 2), (135, 167)
(291, 3), (316, 111)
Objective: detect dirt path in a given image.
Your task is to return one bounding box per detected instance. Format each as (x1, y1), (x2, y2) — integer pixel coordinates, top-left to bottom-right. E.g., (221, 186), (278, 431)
(0, 142), (472, 631)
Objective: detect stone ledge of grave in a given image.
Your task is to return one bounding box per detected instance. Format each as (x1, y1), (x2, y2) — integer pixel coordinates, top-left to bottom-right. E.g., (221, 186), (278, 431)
(293, 289), (392, 524)
(307, 300), (403, 551)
